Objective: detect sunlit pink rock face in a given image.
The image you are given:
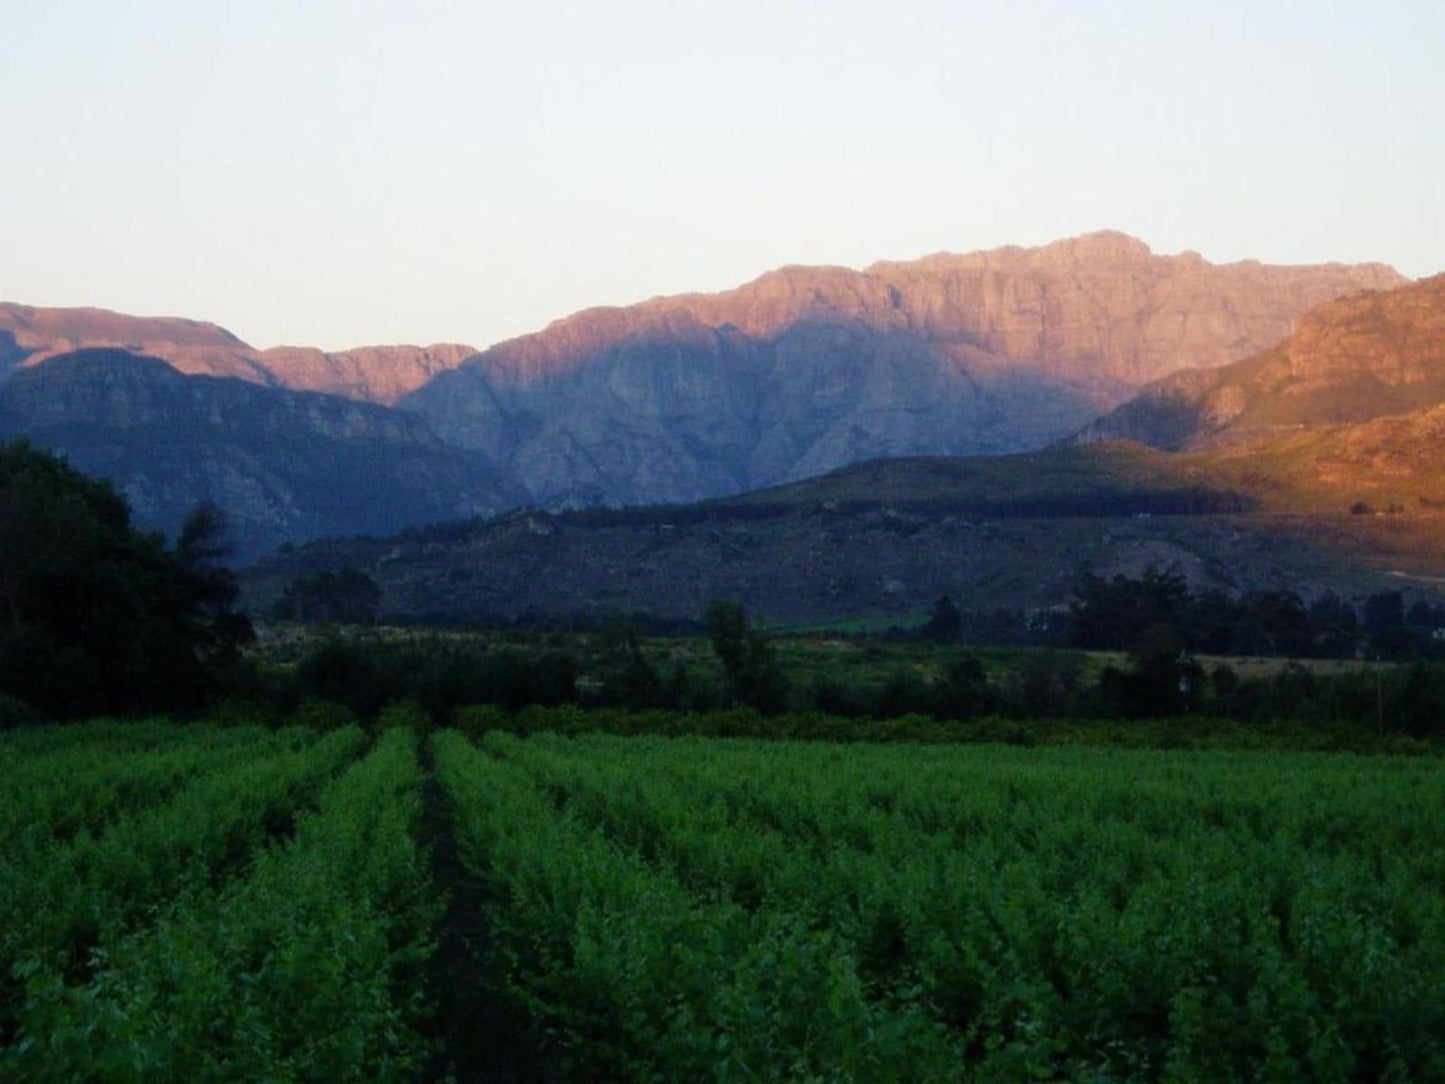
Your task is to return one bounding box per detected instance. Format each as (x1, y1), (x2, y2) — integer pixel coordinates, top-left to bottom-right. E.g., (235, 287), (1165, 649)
(402, 232), (1403, 505)
(1079, 273), (1445, 448)
(0, 304), (476, 405)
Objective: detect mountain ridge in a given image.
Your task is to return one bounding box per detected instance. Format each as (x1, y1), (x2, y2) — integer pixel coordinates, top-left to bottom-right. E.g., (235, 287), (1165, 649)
(0, 349), (524, 556)
(242, 269), (1445, 623)
(240, 445), (1439, 626)
(400, 231), (1401, 506)
(0, 232), (1413, 559)
(0, 302), (478, 405)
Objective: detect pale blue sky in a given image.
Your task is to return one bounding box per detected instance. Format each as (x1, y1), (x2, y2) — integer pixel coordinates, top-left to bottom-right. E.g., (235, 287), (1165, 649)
(4, 1), (1441, 351)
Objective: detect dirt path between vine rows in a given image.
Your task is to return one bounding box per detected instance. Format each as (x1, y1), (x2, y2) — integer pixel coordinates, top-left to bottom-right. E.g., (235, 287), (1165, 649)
(417, 746), (561, 1084)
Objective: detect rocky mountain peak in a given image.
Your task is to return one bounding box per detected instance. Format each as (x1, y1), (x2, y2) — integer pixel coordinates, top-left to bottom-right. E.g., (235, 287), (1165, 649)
(1075, 273), (1445, 450)
(401, 233), (1404, 508)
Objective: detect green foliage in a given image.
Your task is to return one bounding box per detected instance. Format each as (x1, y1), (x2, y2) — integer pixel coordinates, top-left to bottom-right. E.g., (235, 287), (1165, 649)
(4, 716), (1444, 1079)
(436, 729), (1445, 1080)
(376, 698), (432, 739)
(6, 728), (436, 1081)
(1071, 566), (1371, 660)
(270, 566), (381, 624)
(935, 651), (993, 720)
(594, 616), (663, 708)
(443, 702), (1438, 755)
(0, 693), (37, 730)
(287, 636), (580, 721)
(705, 600), (789, 713)
(0, 725), (364, 1047)
(264, 622), (1445, 739)
(922, 594), (962, 643)
(1070, 566), (1191, 652)
(0, 441), (253, 720)
(286, 696), (362, 731)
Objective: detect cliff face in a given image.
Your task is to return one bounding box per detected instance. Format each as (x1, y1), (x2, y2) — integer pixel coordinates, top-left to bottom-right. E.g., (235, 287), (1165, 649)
(0, 331), (27, 382)
(1078, 274), (1445, 449)
(0, 349), (524, 557)
(402, 232), (1403, 506)
(0, 304), (476, 405)
(254, 343), (476, 404)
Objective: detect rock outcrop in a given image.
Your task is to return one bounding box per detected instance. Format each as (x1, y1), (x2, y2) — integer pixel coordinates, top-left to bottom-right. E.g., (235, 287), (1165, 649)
(254, 343), (477, 404)
(402, 232), (1403, 506)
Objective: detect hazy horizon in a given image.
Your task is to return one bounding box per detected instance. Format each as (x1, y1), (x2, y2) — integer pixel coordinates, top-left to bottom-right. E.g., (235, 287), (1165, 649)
(5, 1), (1441, 352)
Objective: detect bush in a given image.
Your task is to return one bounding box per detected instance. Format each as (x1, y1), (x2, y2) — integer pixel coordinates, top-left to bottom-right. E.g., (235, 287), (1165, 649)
(287, 698), (360, 732)
(376, 699), (432, 738)
(0, 693), (38, 730)
(286, 639), (582, 722)
(453, 704), (510, 741)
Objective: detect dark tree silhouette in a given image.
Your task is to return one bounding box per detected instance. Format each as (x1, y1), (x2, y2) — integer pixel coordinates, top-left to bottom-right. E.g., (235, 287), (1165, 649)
(0, 440), (253, 721)
(271, 567), (381, 624)
(923, 595), (963, 643)
(705, 600), (788, 714)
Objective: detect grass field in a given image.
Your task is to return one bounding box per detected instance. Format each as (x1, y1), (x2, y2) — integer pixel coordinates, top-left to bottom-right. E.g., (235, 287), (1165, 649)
(4, 716), (1443, 1080)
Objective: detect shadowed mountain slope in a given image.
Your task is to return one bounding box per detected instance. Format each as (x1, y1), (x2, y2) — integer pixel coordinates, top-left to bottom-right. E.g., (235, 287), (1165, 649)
(241, 444), (1439, 626)
(0, 350), (525, 557)
(242, 271), (1445, 626)
(1076, 274), (1445, 450)
(401, 232), (1401, 507)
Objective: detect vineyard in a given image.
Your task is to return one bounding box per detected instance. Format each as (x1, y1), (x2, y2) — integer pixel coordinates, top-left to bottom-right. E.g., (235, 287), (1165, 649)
(3, 714), (1444, 1080)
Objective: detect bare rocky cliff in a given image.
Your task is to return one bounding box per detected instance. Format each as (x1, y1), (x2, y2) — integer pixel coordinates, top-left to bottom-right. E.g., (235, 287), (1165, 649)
(254, 343), (476, 404)
(401, 232), (1403, 506)
(1077, 274), (1445, 449)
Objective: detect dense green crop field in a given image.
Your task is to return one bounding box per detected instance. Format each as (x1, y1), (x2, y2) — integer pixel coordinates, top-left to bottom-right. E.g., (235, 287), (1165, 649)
(4, 717), (1444, 1081)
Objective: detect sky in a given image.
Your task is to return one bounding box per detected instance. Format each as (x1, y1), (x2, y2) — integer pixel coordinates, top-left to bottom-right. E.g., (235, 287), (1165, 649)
(3, 1), (1442, 352)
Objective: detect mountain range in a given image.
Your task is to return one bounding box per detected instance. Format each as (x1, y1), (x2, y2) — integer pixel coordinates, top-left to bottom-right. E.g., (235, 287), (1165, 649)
(398, 231), (1400, 505)
(243, 267), (1445, 624)
(0, 232), (1403, 557)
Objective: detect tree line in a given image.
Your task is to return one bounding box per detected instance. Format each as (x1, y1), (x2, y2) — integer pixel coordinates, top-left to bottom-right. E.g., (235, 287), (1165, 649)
(1067, 566), (1443, 661)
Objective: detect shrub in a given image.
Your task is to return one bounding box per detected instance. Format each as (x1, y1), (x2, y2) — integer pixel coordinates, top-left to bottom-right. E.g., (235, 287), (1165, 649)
(287, 698), (360, 732)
